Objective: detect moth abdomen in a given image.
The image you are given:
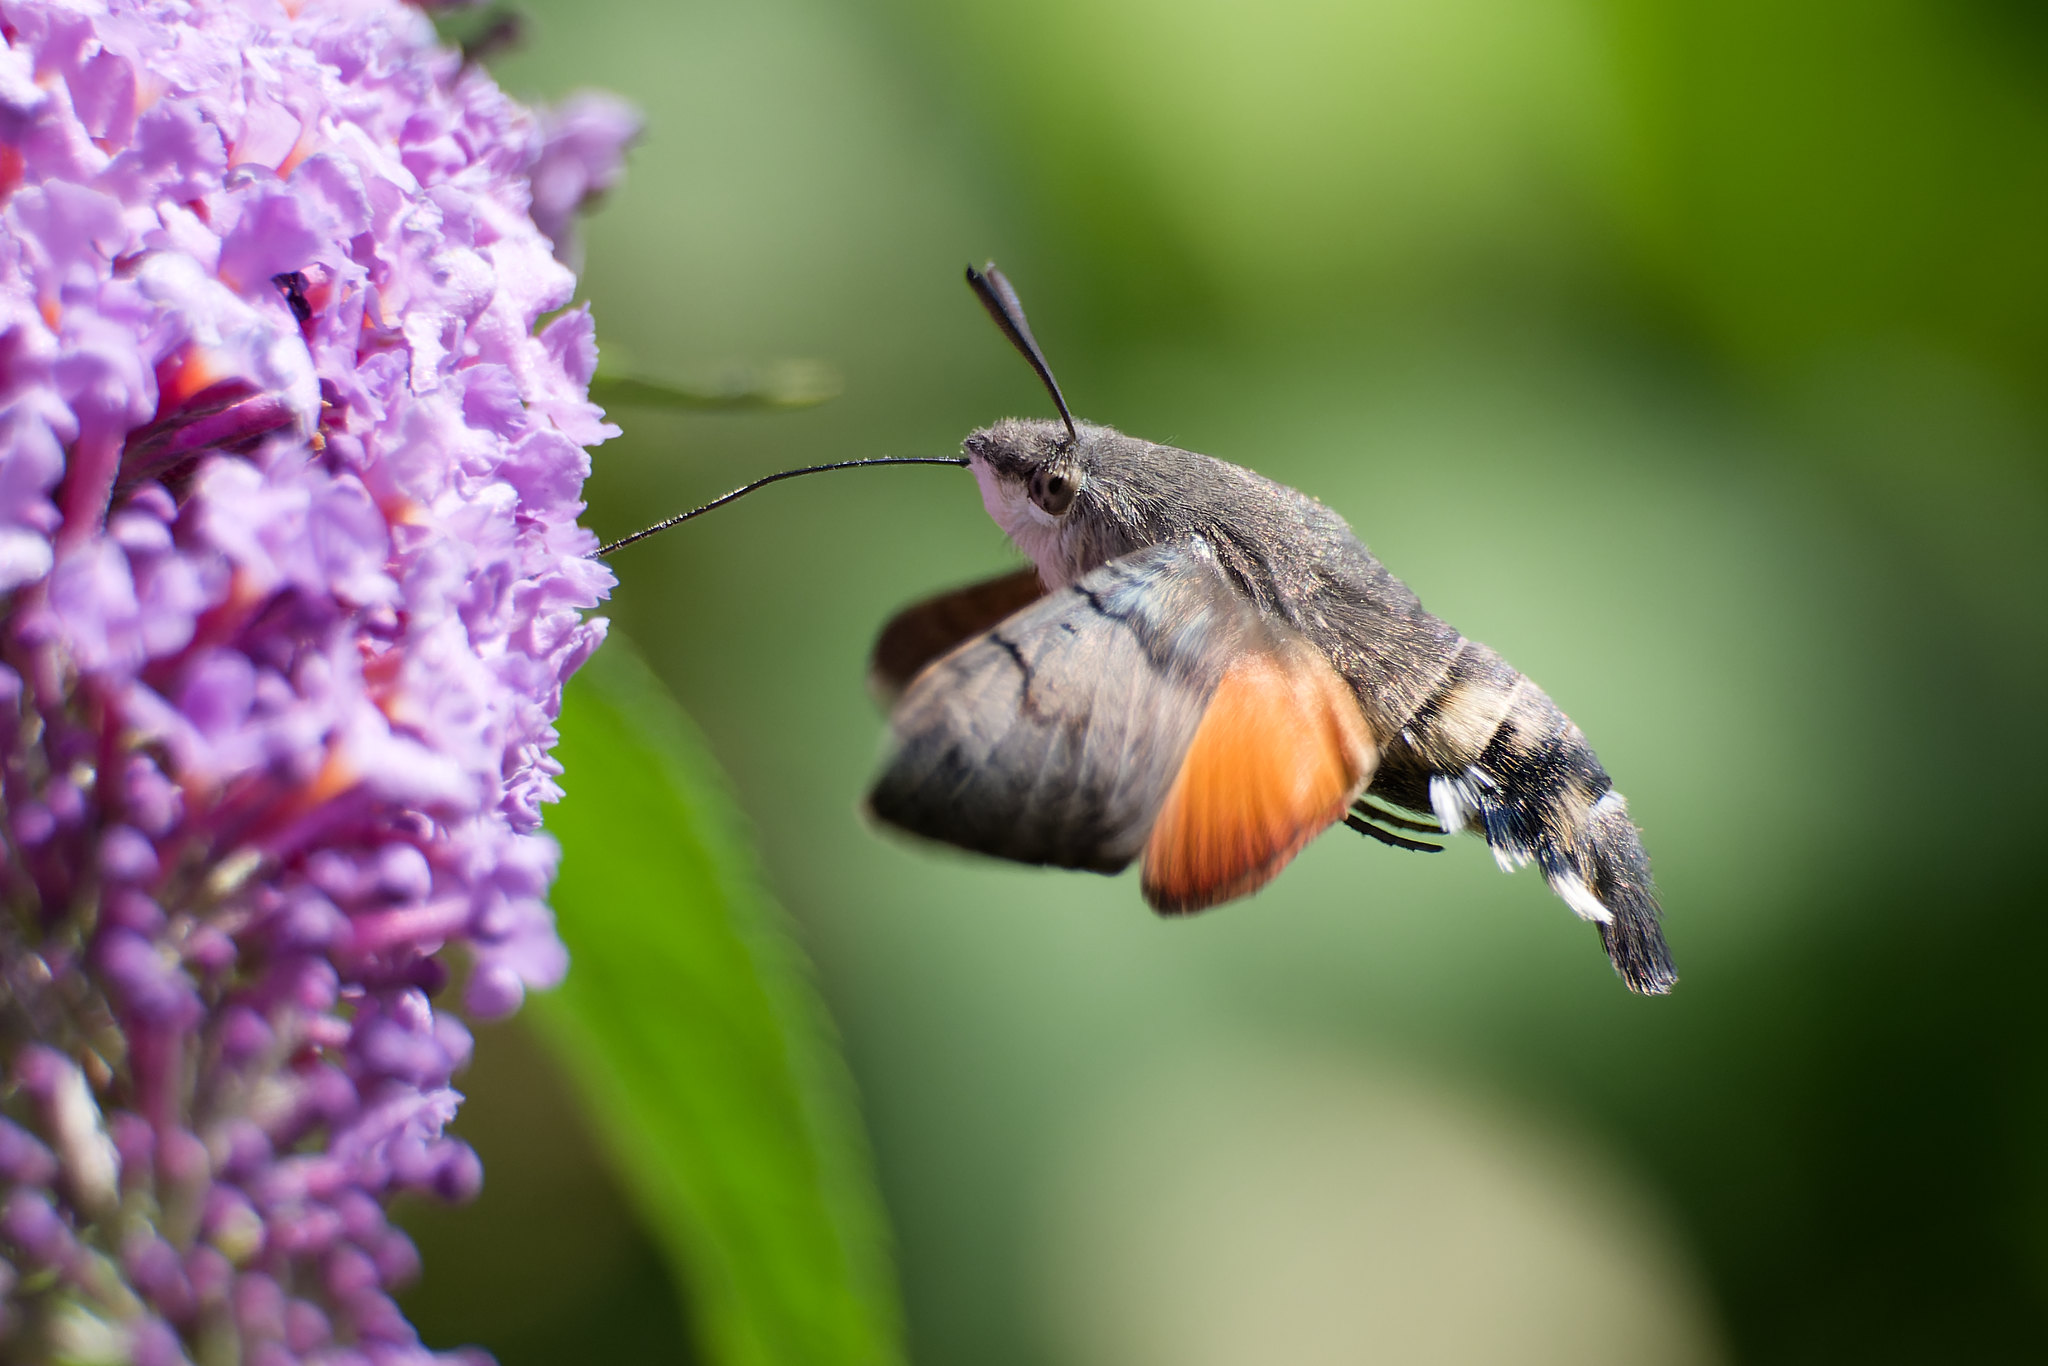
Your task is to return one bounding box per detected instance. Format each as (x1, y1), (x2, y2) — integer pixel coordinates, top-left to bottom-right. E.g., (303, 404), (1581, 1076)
(1387, 640), (1676, 994)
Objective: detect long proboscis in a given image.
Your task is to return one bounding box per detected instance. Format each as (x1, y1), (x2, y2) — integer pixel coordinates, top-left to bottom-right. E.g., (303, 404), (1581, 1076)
(589, 456), (969, 559)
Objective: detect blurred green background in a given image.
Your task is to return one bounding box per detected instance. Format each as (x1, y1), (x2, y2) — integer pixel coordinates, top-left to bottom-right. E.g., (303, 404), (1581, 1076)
(400, 0), (2048, 1361)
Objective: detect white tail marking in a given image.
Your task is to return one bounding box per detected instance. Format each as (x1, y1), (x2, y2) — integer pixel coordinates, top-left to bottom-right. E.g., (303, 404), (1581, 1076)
(1550, 870), (1614, 925)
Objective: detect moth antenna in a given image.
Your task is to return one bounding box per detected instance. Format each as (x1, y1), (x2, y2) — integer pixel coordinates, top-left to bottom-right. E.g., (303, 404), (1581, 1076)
(589, 456), (968, 559)
(966, 262), (1078, 447)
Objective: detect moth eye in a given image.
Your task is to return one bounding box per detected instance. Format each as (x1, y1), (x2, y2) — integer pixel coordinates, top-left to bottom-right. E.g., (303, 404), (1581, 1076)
(1031, 466), (1081, 516)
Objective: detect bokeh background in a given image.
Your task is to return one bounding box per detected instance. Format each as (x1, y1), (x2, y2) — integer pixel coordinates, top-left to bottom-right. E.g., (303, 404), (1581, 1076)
(402, 0), (2048, 1362)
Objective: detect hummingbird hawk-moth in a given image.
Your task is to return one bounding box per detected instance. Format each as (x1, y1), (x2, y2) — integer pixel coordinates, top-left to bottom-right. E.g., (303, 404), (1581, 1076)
(603, 264), (1675, 994)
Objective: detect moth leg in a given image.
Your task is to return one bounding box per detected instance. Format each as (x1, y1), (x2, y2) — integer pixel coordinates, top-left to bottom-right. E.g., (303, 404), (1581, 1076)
(1341, 812), (1444, 853)
(1350, 794), (1442, 834)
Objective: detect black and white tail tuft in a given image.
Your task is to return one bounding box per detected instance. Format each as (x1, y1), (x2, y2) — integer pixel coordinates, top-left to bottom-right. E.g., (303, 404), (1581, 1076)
(1386, 640), (1676, 994)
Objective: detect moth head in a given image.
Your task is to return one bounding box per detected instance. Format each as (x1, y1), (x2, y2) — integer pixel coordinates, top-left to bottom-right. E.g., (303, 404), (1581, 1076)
(963, 264), (1118, 582)
(963, 419), (1091, 519)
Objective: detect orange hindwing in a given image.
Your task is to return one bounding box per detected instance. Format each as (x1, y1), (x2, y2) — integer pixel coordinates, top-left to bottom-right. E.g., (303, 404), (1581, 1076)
(1141, 640), (1377, 913)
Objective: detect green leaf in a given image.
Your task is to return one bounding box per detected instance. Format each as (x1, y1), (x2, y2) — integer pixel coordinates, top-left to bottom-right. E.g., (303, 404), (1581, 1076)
(536, 636), (902, 1366)
(589, 361), (842, 412)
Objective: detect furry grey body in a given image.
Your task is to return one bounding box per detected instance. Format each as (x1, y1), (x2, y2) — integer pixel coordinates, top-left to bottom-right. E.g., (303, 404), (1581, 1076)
(951, 417), (1675, 994)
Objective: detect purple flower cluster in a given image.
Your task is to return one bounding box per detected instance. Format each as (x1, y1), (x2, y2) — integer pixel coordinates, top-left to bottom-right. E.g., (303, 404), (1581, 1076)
(0, 0), (635, 1360)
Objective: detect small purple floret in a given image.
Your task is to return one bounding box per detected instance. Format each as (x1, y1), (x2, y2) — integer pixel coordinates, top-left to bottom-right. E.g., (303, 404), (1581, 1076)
(0, 0), (631, 1359)
(528, 92), (641, 266)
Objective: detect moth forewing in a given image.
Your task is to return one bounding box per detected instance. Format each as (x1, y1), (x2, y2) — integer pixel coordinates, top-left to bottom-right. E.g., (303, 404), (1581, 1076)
(868, 544), (1250, 873)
